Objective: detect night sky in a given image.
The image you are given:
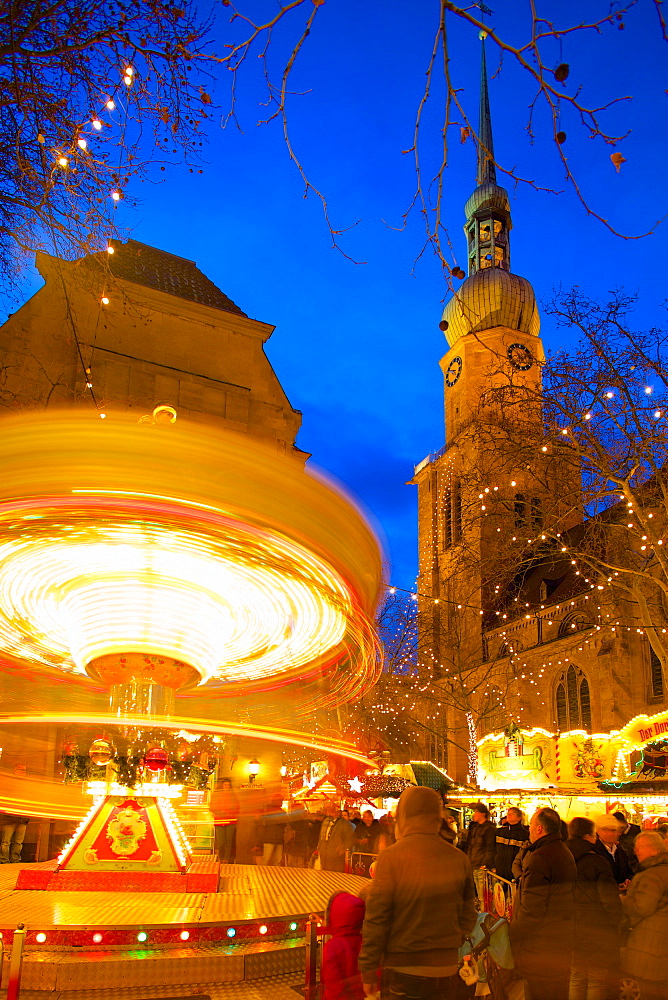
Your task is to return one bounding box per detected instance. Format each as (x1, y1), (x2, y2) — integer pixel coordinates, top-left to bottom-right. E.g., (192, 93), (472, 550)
(9, 2), (668, 594)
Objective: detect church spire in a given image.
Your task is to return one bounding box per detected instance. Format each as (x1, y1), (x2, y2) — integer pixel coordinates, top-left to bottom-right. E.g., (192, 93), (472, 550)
(477, 40), (497, 186)
(461, 38), (512, 277)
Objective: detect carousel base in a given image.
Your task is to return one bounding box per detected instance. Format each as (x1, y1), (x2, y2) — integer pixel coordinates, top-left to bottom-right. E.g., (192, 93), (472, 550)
(15, 859), (218, 892)
(0, 862), (366, 993)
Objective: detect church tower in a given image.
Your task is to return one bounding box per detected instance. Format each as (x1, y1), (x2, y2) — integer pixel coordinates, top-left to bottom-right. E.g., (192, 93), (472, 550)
(438, 40), (542, 443)
(412, 42), (558, 782)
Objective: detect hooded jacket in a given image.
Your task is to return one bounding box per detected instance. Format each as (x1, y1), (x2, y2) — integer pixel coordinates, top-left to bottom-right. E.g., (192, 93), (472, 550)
(565, 836), (623, 958)
(509, 830), (576, 979)
(358, 786), (477, 981)
(622, 851), (668, 983)
(321, 892), (367, 1000)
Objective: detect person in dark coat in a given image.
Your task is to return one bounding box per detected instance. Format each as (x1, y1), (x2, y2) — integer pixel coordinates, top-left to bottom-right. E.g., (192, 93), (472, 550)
(358, 786), (477, 997)
(465, 802), (496, 897)
(495, 806), (529, 881)
(320, 891), (367, 1000)
(621, 831), (668, 1000)
(316, 802), (354, 872)
(566, 816), (623, 1000)
(613, 810), (640, 873)
(353, 810), (381, 854)
(592, 814), (633, 886)
(509, 807), (576, 1000)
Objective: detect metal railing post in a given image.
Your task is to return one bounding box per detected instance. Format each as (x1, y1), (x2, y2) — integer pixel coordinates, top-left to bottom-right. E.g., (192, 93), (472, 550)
(6, 923), (26, 1000)
(304, 919), (319, 1000)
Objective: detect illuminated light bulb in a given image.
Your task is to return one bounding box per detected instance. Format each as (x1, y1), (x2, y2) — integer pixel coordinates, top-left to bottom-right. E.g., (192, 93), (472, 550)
(125, 66), (134, 75)
(137, 931), (147, 942)
(57, 156), (69, 167)
(227, 928), (236, 938)
(93, 933), (103, 943)
(77, 138), (87, 149)
(645, 387), (653, 394)
(36, 933), (47, 943)
(99, 412), (106, 418)
(107, 245), (115, 254)
(655, 410), (662, 419)
(124, 75), (132, 86)
(111, 190), (121, 201)
(86, 382), (93, 389)
(259, 925), (268, 935)
(92, 119), (102, 130)
(289, 922), (298, 931)
(101, 296), (109, 305)
(106, 100), (115, 110)
(180, 930), (190, 941)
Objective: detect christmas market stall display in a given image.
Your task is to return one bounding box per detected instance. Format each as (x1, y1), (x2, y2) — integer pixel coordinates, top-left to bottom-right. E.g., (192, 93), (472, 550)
(473, 713), (668, 825)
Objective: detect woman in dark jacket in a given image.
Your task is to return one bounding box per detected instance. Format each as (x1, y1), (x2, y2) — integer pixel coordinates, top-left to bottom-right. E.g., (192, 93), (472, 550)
(566, 816), (623, 1000)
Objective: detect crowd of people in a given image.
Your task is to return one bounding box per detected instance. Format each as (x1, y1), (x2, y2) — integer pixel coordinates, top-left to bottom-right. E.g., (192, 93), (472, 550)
(210, 778), (668, 1000)
(209, 781), (396, 870)
(314, 793), (668, 1000)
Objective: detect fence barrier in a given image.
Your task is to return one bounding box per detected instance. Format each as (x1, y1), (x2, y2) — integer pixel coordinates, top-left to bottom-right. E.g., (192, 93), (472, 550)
(304, 919), (319, 1000)
(481, 870), (517, 920)
(6, 923), (26, 1000)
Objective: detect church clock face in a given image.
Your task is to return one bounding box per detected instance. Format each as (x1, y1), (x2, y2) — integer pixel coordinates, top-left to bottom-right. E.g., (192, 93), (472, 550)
(445, 356), (463, 387)
(507, 342), (533, 371)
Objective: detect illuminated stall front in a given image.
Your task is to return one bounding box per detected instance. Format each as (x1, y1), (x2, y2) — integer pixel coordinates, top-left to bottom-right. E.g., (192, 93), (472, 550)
(475, 713), (668, 824)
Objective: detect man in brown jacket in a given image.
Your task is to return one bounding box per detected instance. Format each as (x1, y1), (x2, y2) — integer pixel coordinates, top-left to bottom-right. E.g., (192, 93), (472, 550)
(358, 786), (477, 1000)
(510, 807), (575, 1000)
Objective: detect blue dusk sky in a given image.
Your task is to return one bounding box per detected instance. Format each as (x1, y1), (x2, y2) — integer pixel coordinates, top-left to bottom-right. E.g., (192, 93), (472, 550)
(10, 2), (668, 593)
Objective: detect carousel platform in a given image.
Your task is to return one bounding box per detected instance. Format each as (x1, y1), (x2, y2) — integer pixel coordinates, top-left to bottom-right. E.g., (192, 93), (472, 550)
(0, 862), (367, 993)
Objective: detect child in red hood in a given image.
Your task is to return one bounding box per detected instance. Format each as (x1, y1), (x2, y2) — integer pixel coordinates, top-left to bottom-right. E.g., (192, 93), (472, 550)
(319, 891), (368, 1000)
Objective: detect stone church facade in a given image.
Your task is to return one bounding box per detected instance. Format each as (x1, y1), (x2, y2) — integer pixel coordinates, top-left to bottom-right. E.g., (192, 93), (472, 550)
(412, 46), (667, 784)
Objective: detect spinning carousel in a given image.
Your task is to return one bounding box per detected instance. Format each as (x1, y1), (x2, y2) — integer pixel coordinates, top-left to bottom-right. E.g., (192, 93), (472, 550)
(0, 410), (381, 991)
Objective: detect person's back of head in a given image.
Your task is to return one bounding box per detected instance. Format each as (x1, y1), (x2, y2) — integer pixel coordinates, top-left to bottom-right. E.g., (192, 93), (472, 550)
(395, 786), (442, 839)
(534, 807), (561, 836)
(325, 891), (366, 936)
(612, 811), (626, 824)
(634, 830), (668, 863)
(568, 816), (595, 840)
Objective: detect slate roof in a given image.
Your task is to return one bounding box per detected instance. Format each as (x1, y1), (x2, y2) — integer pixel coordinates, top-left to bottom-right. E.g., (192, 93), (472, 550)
(102, 240), (247, 316)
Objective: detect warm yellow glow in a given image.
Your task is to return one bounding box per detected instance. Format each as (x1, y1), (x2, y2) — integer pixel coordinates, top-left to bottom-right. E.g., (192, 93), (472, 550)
(0, 412), (383, 706)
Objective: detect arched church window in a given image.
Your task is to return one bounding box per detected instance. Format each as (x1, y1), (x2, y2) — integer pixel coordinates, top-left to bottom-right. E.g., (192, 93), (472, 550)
(556, 682), (567, 730)
(649, 645), (664, 701)
(580, 677), (592, 731)
(555, 665), (591, 732)
(558, 612), (588, 637)
(442, 477), (462, 548)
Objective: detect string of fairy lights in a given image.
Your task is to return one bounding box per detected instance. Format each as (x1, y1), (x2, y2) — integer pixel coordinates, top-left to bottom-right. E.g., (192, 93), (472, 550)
(45, 61), (142, 416)
(366, 445), (668, 761)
